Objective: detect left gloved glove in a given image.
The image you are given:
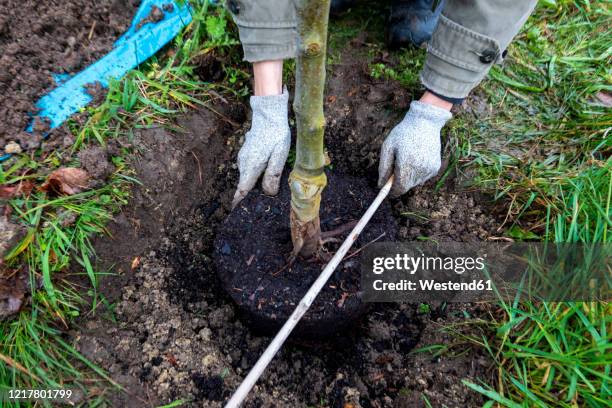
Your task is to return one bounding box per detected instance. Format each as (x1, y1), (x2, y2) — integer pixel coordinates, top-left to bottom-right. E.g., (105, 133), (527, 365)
(378, 100), (452, 197)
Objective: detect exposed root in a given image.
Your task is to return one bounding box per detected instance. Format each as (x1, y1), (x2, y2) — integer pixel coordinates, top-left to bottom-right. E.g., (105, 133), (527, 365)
(274, 220), (362, 276)
(342, 232), (386, 261)
(320, 220), (357, 240)
(320, 237), (341, 245)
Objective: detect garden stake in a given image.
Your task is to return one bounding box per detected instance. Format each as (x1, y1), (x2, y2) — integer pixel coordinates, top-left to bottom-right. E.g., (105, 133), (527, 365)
(224, 176), (394, 408)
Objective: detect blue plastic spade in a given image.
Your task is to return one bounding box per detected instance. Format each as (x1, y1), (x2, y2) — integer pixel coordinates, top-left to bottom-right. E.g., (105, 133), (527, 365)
(0, 0), (193, 162)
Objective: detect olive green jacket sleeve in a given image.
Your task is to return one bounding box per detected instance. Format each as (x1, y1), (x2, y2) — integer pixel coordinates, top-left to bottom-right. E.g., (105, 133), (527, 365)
(420, 0), (537, 98)
(228, 0), (537, 98)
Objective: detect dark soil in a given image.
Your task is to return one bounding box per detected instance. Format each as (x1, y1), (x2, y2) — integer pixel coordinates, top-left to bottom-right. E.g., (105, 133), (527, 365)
(70, 26), (505, 408)
(0, 0), (139, 151)
(214, 171), (397, 337)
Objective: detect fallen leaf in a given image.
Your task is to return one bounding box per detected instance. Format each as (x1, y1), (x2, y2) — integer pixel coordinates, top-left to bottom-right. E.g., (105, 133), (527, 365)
(0, 180), (34, 199)
(0, 186), (19, 199)
(41, 168), (89, 195)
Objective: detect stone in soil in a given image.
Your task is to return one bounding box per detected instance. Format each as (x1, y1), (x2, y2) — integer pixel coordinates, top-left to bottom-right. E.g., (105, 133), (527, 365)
(214, 171), (398, 338)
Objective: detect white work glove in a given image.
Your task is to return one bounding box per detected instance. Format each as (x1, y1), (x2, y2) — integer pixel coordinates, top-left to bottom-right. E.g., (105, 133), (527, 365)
(232, 88), (291, 208)
(378, 101), (452, 197)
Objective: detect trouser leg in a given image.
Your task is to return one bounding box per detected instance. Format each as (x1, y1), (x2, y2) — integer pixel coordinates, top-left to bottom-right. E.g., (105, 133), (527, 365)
(228, 0), (298, 62)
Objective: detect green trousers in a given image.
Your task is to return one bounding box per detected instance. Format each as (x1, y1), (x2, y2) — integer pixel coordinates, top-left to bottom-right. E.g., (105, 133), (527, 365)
(228, 0), (537, 98)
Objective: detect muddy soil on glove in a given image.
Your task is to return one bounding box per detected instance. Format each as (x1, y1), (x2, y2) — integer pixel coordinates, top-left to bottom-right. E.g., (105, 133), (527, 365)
(73, 42), (504, 407)
(0, 0), (139, 151)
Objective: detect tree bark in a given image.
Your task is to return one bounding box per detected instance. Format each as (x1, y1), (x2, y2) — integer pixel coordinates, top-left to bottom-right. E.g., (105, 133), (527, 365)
(289, 0), (331, 258)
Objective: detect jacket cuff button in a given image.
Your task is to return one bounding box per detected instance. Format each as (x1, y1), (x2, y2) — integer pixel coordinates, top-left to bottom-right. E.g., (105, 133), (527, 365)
(229, 0), (240, 14)
(479, 49), (497, 64)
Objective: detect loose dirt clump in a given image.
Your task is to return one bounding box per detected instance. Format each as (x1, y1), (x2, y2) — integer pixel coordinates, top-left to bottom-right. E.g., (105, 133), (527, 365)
(136, 5), (165, 30)
(0, 0), (139, 151)
(77, 144), (119, 184)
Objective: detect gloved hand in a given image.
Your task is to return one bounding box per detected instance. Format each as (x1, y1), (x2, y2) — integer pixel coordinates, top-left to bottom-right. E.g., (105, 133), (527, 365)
(378, 100), (452, 197)
(232, 88), (291, 208)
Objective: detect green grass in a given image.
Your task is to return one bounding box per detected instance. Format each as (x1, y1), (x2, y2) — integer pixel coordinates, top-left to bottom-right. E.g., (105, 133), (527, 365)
(0, 144), (131, 406)
(448, 2), (611, 406)
(0, 1), (243, 404)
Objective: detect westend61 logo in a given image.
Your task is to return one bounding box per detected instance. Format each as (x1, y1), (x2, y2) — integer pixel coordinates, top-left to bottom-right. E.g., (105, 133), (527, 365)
(361, 242), (610, 303)
(370, 252), (492, 295)
(372, 253), (486, 275)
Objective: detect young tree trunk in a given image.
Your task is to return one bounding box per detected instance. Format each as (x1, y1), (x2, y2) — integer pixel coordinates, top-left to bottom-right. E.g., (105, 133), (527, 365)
(289, 0), (331, 258)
